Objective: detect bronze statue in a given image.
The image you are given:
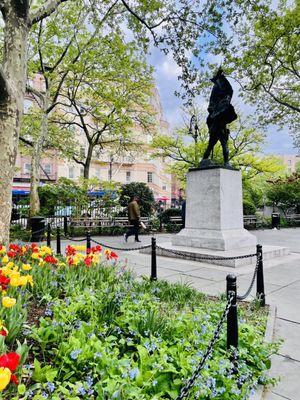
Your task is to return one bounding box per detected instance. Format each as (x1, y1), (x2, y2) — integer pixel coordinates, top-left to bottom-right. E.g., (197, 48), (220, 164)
(200, 68), (237, 168)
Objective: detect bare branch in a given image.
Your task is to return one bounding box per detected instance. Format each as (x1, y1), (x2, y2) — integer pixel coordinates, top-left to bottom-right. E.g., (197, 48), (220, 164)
(73, 154), (85, 167)
(19, 136), (33, 147)
(29, 0), (68, 26)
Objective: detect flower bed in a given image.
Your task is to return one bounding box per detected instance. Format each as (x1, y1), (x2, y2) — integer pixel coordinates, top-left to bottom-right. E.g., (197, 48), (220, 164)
(0, 243), (277, 399)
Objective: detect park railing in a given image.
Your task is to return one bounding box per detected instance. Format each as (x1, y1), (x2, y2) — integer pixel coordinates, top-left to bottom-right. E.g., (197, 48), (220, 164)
(36, 224), (266, 399)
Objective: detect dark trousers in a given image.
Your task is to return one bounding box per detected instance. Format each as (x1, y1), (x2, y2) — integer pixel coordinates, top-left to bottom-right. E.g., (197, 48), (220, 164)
(203, 117), (229, 163)
(125, 219), (139, 240)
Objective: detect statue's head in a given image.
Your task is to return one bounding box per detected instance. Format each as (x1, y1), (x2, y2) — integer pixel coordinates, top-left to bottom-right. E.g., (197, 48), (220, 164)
(211, 67), (223, 82)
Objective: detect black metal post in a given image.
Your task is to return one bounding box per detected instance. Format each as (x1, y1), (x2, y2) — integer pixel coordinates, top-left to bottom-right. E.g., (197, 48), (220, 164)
(226, 274), (238, 350)
(63, 216), (68, 237)
(86, 230), (91, 251)
(47, 223), (51, 247)
(151, 237), (157, 281)
(159, 215), (163, 232)
(256, 244), (265, 306)
(56, 227), (61, 255)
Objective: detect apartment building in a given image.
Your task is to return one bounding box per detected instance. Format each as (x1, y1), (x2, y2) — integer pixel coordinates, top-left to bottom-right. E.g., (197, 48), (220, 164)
(13, 81), (172, 203)
(276, 154), (300, 174)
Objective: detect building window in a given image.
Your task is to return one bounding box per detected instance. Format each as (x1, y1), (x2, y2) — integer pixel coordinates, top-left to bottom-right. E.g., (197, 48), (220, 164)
(24, 99), (33, 114)
(287, 160), (292, 165)
(24, 163), (31, 174)
(94, 169), (101, 179)
(43, 164), (52, 175)
(69, 167), (74, 179)
(126, 171), (131, 182)
(162, 185), (167, 191)
(147, 172), (153, 183)
(80, 146), (85, 157)
(80, 167), (84, 177)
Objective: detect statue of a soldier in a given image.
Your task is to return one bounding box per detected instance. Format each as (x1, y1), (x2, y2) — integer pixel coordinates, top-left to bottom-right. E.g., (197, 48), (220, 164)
(200, 68), (237, 168)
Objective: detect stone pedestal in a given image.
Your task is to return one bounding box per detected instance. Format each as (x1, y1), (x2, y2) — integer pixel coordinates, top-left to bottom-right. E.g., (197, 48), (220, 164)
(172, 167), (257, 251)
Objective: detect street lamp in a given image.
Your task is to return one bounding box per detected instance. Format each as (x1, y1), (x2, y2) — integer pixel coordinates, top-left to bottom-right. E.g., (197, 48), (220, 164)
(109, 154), (114, 181)
(188, 114), (200, 165)
(188, 114), (199, 143)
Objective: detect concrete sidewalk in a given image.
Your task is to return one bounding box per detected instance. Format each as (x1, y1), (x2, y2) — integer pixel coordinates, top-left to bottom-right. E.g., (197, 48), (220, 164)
(56, 228), (300, 400)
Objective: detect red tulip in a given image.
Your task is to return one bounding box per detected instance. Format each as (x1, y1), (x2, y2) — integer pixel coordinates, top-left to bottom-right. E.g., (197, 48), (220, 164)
(0, 352), (20, 372)
(10, 374), (19, 384)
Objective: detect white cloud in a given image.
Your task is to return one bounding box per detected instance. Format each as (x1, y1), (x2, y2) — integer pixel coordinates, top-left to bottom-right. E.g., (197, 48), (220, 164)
(159, 54), (182, 79)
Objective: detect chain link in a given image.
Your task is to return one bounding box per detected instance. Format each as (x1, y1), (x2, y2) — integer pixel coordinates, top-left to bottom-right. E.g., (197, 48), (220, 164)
(236, 257), (259, 301)
(31, 227), (46, 236)
(156, 245), (257, 261)
(175, 293), (234, 400)
(90, 237), (152, 251)
(61, 235), (87, 242)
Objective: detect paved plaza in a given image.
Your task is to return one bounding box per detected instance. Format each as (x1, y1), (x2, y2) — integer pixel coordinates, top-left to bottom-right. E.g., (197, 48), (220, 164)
(57, 228), (300, 400)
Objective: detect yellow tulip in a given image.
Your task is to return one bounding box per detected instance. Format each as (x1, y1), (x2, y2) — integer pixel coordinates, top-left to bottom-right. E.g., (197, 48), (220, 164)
(0, 367), (11, 390)
(74, 245), (86, 251)
(22, 264), (32, 271)
(10, 276), (21, 287)
(40, 246), (52, 255)
(1, 255), (9, 264)
(0, 246), (6, 255)
(6, 262), (14, 269)
(2, 296), (16, 308)
(31, 253), (40, 260)
(73, 255), (80, 265)
(25, 275), (33, 287)
(0, 267), (10, 277)
(58, 262), (66, 267)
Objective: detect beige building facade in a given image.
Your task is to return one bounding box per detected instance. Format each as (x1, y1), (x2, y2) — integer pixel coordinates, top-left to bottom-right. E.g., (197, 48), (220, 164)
(276, 154), (300, 174)
(13, 83), (172, 203)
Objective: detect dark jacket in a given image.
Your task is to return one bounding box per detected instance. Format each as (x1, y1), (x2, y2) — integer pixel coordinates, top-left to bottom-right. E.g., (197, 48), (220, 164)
(208, 74), (235, 122)
(128, 200), (140, 221)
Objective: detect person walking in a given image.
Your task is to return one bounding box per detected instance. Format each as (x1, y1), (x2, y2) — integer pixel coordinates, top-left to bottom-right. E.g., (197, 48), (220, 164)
(124, 196), (141, 242)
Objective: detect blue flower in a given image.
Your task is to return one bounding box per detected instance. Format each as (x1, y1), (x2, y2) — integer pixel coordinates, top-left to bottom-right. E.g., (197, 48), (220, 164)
(44, 309), (53, 317)
(85, 376), (93, 388)
(41, 392), (48, 399)
(46, 382), (55, 393)
(129, 367), (139, 380)
(77, 386), (86, 395)
(70, 349), (82, 360)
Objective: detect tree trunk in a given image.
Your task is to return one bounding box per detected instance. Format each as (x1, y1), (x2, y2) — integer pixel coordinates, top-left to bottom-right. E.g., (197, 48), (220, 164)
(29, 91), (49, 217)
(0, 11), (28, 244)
(83, 144), (94, 179)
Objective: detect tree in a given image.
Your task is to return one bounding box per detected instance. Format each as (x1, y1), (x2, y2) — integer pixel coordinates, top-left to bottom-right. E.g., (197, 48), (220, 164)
(0, 0), (71, 243)
(220, 1), (299, 139)
(151, 113), (284, 185)
(56, 33), (154, 179)
(0, 0), (267, 242)
(266, 173), (300, 215)
(20, 109), (78, 216)
(120, 182), (155, 216)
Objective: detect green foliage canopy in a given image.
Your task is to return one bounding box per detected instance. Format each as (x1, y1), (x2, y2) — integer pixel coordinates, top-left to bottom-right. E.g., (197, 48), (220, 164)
(120, 182), (155, 216)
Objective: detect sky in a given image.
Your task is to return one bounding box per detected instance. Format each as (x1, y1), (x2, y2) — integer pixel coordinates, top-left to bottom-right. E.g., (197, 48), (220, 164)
(147, 47), (297, 156)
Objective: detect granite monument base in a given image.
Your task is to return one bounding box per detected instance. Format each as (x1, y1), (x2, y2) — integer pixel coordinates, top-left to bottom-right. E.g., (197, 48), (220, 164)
(172, 167), (257, 251)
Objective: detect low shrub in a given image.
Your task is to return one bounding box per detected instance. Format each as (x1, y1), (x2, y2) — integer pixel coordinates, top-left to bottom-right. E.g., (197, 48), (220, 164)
(0, 243), (278, 399)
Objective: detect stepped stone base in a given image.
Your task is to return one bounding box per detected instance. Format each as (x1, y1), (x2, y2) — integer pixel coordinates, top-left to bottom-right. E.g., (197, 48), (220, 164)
(172, 227), (256, 251)
(141, 243), (289, 268)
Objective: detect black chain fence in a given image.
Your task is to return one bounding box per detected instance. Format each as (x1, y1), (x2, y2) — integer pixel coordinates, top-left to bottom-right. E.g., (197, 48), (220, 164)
(176, 293), (235, 400)
(237, 257), (259, 301)
(156, 245), (257, 261)
(31, 225), (264, 399)
(90, 237), (152, 251)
